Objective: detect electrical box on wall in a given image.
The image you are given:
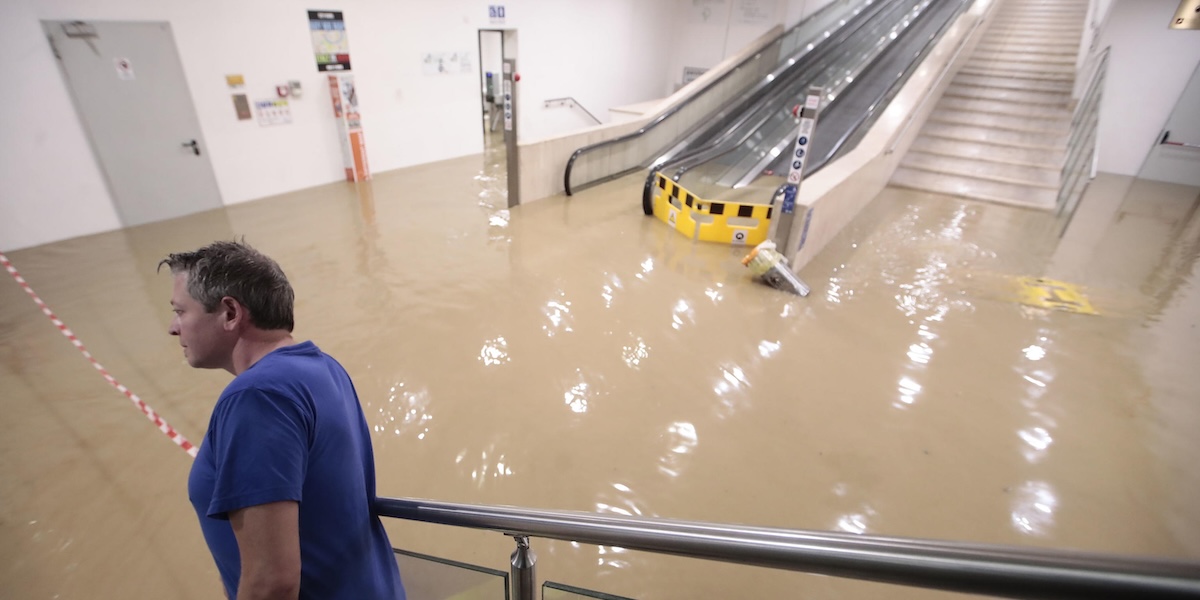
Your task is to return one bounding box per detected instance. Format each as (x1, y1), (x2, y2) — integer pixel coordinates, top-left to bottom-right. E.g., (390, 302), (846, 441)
(1169, 1), (1200, 29)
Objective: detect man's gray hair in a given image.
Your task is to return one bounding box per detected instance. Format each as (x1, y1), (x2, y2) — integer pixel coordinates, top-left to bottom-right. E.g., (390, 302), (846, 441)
(159, 240), (295, 332)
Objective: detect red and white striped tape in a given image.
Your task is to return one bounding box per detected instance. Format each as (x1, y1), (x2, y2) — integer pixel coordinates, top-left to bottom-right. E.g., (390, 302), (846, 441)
(1, 251), (198, 458)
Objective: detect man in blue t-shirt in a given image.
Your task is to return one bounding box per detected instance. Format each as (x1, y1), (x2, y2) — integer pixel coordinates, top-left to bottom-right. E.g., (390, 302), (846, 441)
(161, 241), (404, 600)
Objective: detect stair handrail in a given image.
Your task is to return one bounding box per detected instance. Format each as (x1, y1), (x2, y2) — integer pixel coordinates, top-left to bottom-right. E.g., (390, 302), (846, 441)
(376, 495), (1200, 600)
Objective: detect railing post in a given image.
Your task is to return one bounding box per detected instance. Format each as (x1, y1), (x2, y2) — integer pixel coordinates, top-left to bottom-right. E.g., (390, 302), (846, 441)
(509, 535), (537, 600)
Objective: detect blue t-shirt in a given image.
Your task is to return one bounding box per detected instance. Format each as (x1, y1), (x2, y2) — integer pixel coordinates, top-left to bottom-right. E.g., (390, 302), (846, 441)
(188, 341), (404, 599)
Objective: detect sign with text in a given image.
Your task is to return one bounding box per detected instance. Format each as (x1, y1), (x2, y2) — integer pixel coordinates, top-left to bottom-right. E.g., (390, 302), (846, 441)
(489, 5), (506, 24)
(309, 10), (352, 71)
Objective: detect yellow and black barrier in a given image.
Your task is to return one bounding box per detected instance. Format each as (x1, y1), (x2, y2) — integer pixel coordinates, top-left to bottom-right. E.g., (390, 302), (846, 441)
(650, 172), (773, 246)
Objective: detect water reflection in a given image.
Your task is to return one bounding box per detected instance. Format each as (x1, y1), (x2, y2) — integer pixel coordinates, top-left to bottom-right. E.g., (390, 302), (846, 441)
(373, 380), (433, 441)
(757, 340), (781, 359)
(895, 376), (921, 409)
(621, 337), (650, 369)
(657, 422), (698, 478)
(713, 365), (751, 419)
(461, 446), (515, 489)
(1010, 481), (1058, 536)
(478, 337), (510, 366)
(671, 299), (696, 331)
(835, 505), (877, 535)
(601, 272), (623, 309)
(542, 291), (574, 337)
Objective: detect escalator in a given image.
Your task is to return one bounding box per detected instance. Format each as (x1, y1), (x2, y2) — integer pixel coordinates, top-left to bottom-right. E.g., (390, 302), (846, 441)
(659, 0), (969, 210)
(562, 0), (973, 222)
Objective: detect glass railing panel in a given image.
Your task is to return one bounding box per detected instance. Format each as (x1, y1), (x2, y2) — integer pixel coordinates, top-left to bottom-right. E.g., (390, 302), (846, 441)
(543, 581), (635, 600)
(393, 548), (509, 600)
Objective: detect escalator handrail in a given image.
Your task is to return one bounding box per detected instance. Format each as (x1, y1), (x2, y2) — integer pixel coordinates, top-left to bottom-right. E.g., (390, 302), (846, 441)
(563, 0), (862, 196)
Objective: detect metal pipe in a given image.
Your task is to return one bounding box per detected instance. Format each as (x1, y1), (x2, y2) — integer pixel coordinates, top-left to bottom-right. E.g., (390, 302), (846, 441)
(376, 497), (1200, 599)
(509, 535), (537, 600)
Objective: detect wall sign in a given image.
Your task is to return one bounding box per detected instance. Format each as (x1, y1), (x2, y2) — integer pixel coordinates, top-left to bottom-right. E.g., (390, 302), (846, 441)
(308, 10), (352, 71)
(489, 5), (506, 24)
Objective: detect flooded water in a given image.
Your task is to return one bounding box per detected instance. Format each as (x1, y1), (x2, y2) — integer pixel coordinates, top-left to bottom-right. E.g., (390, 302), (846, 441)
(1, 133), (1197, 599)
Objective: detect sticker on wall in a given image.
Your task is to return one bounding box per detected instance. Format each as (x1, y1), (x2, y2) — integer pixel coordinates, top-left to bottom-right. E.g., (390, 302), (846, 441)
(255, 99), (293, 126)
(308, 10), (352, 72)
(226, 74), (245, 89)
(422, 52), (474, 76)
(232, 94), (252, 120)
(737, 0), (778, 26)
(114, 57), (135, 80)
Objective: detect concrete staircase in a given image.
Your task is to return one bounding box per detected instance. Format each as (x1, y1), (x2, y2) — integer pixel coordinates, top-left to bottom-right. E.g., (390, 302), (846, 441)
(890, 0), (1088, 210)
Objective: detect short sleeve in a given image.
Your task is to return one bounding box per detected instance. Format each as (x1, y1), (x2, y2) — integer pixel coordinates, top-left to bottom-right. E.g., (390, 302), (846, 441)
(206, 388), (313, 519)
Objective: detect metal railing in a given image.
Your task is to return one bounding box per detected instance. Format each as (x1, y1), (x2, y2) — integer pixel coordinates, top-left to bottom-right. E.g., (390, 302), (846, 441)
(544, 97), (602, 125)
(376, 496), (1200, 600)
(1057, 46), (1110, 225)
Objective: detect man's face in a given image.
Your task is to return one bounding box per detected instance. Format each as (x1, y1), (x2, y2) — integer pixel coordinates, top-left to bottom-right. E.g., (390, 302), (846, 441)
(168, 272), (231, 370)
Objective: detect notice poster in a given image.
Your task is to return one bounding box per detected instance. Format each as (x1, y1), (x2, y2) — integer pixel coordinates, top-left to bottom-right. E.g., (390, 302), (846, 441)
(308, 10), (351, 71)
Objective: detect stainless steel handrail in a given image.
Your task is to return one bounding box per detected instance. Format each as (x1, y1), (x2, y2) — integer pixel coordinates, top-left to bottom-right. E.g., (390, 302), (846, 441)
(544, 97), (602, 125)
(376, 496), (1200, 599)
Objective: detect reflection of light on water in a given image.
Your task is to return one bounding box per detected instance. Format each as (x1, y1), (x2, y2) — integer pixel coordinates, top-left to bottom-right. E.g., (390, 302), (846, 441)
(613, 483), (631, 493)
(622, 338), (649, 368)
(917, 325), (937, 341)
(601, 273), (623, 308)
(835, 505), (876, 534)
(1018, 427), (1053, 463)
(758, 340), (781, 358)
(478, 337), (510, 366)
(895, 376), (922, 409)
(713, 365), (751, 418)
(636, 258), (654, 279)
(1011, 481), (1058, 536)
(1022, 375), (1046, 388)
(466, 447), (515, 489)
(907, 342), (932, 364)
(705, 284), (724, 303)
(827, 278), (843, 304)
(671, 299), (695, 331)
(1022, 345), (1046, 361)
(374, 381), (433, 440)
(837, 514), (869, 534)
(488, 209), (509, 228)
(595, 545), (630, 569)
(564, 381), (589, 413)
(542, 292), (574, 337)
(658, 422), (698, 477)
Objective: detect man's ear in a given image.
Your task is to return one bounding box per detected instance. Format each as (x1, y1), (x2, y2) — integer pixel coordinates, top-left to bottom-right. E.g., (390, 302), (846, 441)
(220, 296), (244, 331)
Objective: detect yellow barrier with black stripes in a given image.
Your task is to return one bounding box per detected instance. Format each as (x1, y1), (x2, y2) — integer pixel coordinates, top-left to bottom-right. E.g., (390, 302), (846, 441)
(650, 173), (773, 246)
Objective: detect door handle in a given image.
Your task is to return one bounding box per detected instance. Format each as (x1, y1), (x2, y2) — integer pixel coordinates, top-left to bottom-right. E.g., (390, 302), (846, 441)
(182, 139), (200, 156)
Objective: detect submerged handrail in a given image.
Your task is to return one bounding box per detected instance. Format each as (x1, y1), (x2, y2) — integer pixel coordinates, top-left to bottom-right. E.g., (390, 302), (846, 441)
(376, 496), (1200, 599)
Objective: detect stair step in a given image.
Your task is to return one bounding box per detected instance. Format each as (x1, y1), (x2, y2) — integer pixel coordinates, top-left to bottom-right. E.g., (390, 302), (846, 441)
(960, 65), (1075, 82)
(982, 31), (1083, 44)
(920, 122), (1068, 149)
(889, 167), (1059, 210)
(901, 151), (1060, 188)
(930, 108), (1071, 134)
(945, 84), (1072, 107)
(953, 73), (1075, 94)
(937, 95), (1073, 119)
(976, 40), (1081, 52)
(908, 136), (1064, 167)
(966, 59), (1076, 76)
(971, 50), (1077, 65)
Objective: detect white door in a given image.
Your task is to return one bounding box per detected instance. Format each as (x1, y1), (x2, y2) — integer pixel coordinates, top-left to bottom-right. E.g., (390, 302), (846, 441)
(44, 20), (222, 227)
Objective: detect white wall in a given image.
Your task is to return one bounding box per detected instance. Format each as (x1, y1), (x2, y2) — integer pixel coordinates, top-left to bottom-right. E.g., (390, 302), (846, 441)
(1095, 0), (1200, 176)
(1, 0), (676, 252)
(665, 0), (836, 92)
